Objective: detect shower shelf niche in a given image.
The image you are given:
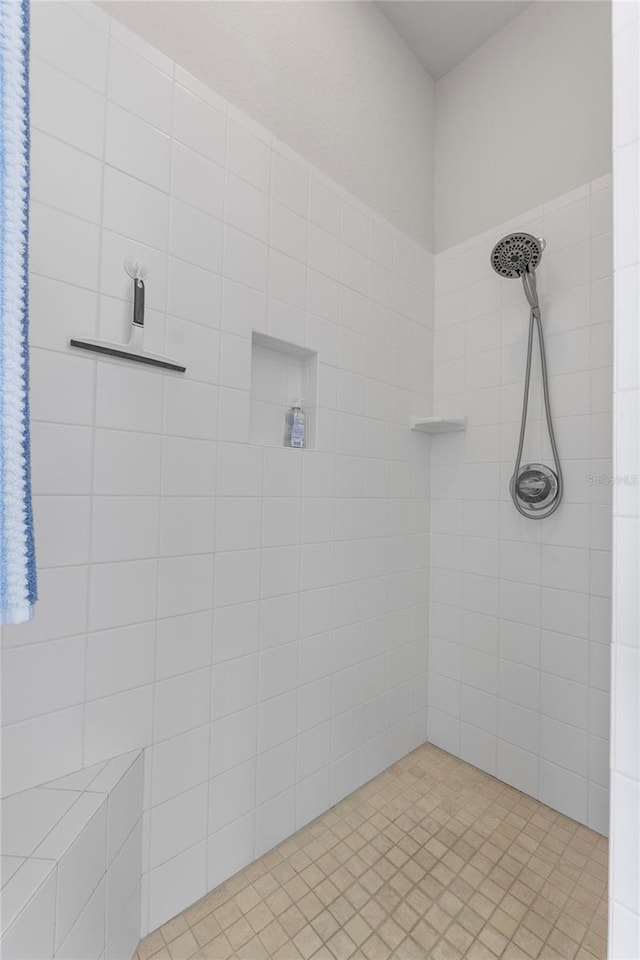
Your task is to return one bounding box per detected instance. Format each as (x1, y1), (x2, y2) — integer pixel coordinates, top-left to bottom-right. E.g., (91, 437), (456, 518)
(250, 331), (318, 449)
(410, 416), (466, 434)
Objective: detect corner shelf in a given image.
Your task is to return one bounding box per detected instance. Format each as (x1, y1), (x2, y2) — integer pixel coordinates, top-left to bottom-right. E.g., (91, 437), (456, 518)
(410, 416), (466, 434)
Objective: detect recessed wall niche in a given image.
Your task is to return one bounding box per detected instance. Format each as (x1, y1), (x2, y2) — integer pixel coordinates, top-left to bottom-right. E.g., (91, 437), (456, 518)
(249, 332), (319, 449)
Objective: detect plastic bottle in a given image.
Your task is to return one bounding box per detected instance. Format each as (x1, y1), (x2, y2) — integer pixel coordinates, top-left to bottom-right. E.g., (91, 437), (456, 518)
(285, 399), (306, 448)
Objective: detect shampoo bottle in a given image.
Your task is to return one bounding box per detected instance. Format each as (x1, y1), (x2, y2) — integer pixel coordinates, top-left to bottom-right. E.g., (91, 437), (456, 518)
(285, 399), (306, 448)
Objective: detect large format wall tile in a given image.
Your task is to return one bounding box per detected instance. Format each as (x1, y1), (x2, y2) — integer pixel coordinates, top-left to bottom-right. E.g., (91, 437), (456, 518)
(1, 0), (433, 937)
(430, 176), (613, 837)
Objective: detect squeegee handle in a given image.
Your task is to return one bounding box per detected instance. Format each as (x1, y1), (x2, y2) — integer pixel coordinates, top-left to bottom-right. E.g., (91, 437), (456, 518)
(133, 278), (145, 328)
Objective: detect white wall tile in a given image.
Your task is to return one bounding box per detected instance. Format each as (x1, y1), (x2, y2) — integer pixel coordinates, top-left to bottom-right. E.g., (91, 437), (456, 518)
(167, 257), (222, 327)
(91, 497), (159, 564)
(2, 565), (89, 651)
(32, 2), (108, 92)
(151, 726), (210, 808)
(271, 202), (308, 263)
(86, 622), (156, 700)
(172, 143), (225, 222)
(106, 754), (144, 865)
(103, 167), (170, 252)
(153, 669), (210, 742)
(94, 430), (162, 496)
(89, 560), (157, 631)
(255, 788), (296, 858)
(223, 226), (269, 293)
(2, 708), (84, 796)
(31, 130), (102, 224)
(31, 203), (100, 291)
(256, 739), (296, 805)
(156, 611), (212, 682)
(56, 876), (106, 960)
(225, 174), (268, 244)
(149, 784), (207, 869)
(159, 497), (215, 558)
(166, 317), (220, 387)
(270, 151), (308, 215)
(157, 555), (214, 619)
(539, 759), (587, 824)
(20, 2), (434, 941)
(105, 102), (171, 193)
(227, 122), (271, 193)
(147, 842), (206, 933)
(259, 644), (297, 702)
(84, 688), (153, 766)
(31, 57), (105, 158)
(214, 498), (261, 552)
(170, 200), (223, 275)
(212, 601), (259, 664)
(214, 549), (260, 607)
(206, 814), (254, 891)
(32, 495), (91, 568)
(2, 636), (86, 726)
(209, 760), (256, 833)
(309, 178), (341, 236)
(105, 878), (140, 960)
(431, 176), (612, 833)
(108, 38), (172, 134)
(210, 707), (257, 777)
(56, 804), (107, 948)
(95, 363), (163, 436)
(0, 862), (57, 960)
(161, 437), (216, 498)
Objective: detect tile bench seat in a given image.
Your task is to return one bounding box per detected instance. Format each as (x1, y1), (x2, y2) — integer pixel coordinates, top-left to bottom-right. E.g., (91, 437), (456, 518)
(1, 751), (143, 960)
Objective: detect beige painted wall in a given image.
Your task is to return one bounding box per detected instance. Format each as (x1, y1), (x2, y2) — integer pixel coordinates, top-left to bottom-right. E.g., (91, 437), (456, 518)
(434, 0), (612, 251)
(100, 1), (612, 254)
(100, 1), (436, 248)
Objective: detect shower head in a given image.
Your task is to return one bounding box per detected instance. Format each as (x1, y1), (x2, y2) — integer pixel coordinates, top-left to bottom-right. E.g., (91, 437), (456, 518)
(490, 233), (544, 279)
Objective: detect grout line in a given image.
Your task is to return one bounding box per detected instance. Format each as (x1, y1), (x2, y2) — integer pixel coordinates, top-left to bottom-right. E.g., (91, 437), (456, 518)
(78, 3), (112, 774)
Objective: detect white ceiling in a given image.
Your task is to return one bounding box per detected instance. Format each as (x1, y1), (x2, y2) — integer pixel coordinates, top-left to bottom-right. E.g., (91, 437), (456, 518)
(378, 1), (531, 80)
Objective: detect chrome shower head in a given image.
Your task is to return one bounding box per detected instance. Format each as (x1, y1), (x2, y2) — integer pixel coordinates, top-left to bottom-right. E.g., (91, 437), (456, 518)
(490, 233), (544, 279)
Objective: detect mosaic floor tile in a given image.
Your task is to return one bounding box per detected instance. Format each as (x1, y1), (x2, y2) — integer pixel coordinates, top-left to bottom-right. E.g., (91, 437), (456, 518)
(135, 745), (607, 960)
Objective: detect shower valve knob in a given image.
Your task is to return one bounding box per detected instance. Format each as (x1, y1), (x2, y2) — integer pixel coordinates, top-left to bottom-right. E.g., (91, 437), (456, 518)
(512, 463), (559, 514)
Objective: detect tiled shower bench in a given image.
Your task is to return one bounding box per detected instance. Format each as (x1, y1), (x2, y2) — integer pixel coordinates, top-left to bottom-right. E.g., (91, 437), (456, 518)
(0, 750), (143, 959)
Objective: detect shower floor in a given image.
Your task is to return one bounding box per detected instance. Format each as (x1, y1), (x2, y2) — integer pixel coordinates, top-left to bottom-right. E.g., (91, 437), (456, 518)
(135, 745), (608, 960)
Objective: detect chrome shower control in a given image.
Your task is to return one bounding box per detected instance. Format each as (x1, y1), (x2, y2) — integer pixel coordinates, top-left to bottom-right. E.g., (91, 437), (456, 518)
(512, 463), (559, 516)
(491, 231), (563, 519)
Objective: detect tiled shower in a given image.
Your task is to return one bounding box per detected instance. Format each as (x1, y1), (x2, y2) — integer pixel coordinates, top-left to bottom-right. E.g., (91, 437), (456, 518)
(429, 182), (612, 835)
(2, 0), (639, 957)
(3, 3), (432, 949)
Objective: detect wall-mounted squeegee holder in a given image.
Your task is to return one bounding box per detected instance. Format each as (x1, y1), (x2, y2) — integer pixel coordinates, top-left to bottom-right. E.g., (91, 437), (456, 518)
(70, 258), (186, 373)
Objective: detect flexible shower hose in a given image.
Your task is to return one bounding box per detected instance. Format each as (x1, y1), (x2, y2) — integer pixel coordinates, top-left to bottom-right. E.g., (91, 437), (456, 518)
(510, 301), (563, 519)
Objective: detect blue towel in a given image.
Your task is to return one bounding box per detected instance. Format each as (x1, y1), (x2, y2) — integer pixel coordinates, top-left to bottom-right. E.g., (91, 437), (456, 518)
(0, 0), (36, 624)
